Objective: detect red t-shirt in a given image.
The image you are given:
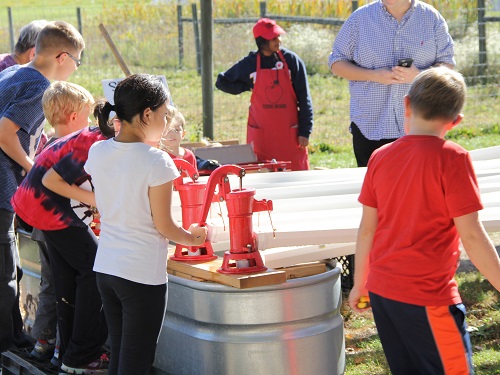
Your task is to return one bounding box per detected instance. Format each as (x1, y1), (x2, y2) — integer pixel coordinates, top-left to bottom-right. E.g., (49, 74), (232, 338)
(12, 127), (107, 230)
(359, 135), (483, 306)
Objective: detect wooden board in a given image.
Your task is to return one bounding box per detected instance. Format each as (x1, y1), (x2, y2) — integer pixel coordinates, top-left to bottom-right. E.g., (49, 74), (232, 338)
(1, 351), (48, 375)
(194, 144), (258, 165)
(278, 262), (327, 280)
(167, 268), (207, 282)
(167, 257), (286, 289)
(182, 139), (240, 149)
(168, 260), (326, 284)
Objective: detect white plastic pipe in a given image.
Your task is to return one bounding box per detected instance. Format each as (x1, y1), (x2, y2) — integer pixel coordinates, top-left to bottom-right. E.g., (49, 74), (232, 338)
(261, 243), (356, 269)
(470, 145), (500, 160)
(171, 146), (500, 261)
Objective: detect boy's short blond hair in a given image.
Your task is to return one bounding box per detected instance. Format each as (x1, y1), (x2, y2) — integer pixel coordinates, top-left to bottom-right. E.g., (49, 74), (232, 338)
(170, 107), (186, 130)
(35, 21), (85, 55)
(42, 81), (94, 126)
(408, 66), (466, 122)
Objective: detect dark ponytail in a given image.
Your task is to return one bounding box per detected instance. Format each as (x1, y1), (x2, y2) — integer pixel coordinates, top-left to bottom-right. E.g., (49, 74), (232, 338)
(94, 100), (116, 139)
(113, 74), (169, 127)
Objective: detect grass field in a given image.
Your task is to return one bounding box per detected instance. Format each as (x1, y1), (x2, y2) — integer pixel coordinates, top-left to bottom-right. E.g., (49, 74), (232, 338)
(0, 0), (498, 163)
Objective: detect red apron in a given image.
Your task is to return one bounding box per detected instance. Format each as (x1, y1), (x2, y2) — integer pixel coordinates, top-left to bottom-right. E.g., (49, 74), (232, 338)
(247, 50), (309, 171)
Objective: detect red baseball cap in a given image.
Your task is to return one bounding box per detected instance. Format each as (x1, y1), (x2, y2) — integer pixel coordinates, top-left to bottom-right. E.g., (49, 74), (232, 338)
(253, 18), (286, 40)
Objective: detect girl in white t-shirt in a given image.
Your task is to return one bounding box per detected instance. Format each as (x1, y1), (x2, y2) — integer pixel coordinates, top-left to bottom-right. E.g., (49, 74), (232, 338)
(84, 74), (207, 375)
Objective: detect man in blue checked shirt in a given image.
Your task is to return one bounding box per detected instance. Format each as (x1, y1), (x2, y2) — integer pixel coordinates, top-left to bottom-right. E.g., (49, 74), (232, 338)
(328, 0), (455, 167)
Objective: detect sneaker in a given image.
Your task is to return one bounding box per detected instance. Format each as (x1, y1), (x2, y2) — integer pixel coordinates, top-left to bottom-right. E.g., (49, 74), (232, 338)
(30, 339), (55, 361)
(60, 353), (109, 374)
(51, 346), (62, 368)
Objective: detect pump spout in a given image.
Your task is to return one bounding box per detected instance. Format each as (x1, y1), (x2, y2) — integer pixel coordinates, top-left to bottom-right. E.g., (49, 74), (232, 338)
(169, 158), (217, 262)
(253, 199), (273, 213)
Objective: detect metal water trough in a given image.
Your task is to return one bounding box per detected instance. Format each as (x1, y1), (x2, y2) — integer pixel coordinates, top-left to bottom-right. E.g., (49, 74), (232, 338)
(154, 260), (345, 375)
(17, 230), (345, 375)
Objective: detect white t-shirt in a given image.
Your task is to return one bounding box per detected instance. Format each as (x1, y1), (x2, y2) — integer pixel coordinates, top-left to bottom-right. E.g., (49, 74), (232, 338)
(84, 139), (179, 285)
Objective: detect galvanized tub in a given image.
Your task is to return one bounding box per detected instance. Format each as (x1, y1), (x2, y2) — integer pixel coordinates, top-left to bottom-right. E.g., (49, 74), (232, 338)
(16, 229), (41, 332)
(154, 260), (345, 375)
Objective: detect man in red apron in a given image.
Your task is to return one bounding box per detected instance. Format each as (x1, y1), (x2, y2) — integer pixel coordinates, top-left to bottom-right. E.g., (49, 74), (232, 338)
(216, 18), (313, 171)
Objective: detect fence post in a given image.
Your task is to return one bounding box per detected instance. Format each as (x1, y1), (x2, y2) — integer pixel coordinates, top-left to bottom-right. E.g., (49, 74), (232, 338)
(260, 1), (267, 18)
(76, 7), (83, 35)
(192, 3), (202, 76)
(200, 0), (214, 140)
(352, 1), (358, 12)
(477, 0), (487, 84)
(8, 7), (14, 52)
(76, 7), (84, 58)
(177, 5), (184, 68)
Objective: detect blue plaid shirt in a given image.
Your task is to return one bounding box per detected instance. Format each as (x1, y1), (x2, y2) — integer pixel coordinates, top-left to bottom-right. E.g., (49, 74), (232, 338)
(328, 0), (455, 140)
(0, 65), (49, 211)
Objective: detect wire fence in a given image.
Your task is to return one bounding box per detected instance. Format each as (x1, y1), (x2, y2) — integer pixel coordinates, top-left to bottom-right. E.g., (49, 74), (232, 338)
(0, 2), (498, 146)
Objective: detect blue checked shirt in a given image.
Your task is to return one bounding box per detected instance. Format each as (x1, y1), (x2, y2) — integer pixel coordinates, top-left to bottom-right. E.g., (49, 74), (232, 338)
(328, 0), (455, 140)
(0, 65), (49, 211)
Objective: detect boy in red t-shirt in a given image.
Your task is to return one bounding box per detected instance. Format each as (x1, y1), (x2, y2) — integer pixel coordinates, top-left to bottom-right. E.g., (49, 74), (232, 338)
(159, 107), (197, 170)
(350, 66), (500, 374)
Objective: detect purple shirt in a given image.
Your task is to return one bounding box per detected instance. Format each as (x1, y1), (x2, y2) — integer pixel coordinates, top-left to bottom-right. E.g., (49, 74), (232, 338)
(0, 54), (17, 72)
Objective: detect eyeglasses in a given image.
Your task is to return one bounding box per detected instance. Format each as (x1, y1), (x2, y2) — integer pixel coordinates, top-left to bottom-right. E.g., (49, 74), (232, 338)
(56, 51), (81, 67)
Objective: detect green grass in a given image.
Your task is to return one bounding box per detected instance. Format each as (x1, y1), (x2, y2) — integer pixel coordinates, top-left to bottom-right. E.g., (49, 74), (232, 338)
(308, 127), (500, 169)
(0, 1), (497, 155)
(1, 0), (131, 6)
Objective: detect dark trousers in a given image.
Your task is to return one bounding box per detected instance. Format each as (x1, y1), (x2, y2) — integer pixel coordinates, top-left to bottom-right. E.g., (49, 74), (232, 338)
(97, 273), (167, 375)
(31, 238), (58, 342)
(43, 226), (108, 367)
(0, 209), (17, 352)
(350, 122), (398, 167)
(370, 292), (474, 375)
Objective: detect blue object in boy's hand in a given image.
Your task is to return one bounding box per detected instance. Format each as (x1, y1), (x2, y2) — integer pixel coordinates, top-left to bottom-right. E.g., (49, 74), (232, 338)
(196, 156), (221, 172)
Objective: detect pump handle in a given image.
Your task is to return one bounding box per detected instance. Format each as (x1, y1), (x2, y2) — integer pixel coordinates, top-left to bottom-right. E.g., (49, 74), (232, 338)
(198, 165), (245, 226)
(172, 158), (199, 188)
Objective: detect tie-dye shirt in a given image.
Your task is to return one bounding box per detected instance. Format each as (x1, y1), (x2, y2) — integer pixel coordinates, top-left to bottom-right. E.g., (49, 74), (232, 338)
(11, 127), (107, 231)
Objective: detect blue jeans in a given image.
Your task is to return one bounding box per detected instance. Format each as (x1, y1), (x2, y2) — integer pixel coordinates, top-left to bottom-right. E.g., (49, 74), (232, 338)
(97, 273), (167, 375)
(0, 209), (18, 351)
